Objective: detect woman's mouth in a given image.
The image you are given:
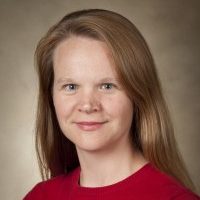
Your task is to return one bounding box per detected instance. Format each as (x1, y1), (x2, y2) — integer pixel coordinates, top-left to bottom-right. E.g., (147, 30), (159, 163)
(75, 121), (107, 131)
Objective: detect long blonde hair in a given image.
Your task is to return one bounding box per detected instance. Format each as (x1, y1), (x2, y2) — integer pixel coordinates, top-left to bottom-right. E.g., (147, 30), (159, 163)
(35, 9), (195, 191)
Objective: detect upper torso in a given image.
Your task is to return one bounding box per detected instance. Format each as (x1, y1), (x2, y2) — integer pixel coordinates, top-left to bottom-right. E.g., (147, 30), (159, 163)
(23, 163), (200, 200)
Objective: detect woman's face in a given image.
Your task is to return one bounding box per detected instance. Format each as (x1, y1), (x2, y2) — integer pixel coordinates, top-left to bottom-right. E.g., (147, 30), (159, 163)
(53, 36), (133, 153)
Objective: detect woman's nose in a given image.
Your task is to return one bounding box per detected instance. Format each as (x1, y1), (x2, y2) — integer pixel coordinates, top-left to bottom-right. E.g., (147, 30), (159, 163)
(77, 91), (102, 114)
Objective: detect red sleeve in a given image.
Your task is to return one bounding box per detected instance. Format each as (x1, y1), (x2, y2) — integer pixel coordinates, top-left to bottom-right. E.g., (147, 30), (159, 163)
(174, 191), (200, 200)
(23, 183), (45, 200)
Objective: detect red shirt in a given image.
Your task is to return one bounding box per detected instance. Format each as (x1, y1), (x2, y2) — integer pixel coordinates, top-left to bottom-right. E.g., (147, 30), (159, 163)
(23, 163), (200, 200)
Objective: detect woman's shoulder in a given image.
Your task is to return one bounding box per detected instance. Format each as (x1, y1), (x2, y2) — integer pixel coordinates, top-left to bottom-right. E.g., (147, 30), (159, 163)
(23, 167), (80, 200)
(137, 164), (200, 199)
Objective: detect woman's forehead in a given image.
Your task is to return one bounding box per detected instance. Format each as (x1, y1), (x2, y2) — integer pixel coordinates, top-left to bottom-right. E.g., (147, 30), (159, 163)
(53, 36), (118, 79)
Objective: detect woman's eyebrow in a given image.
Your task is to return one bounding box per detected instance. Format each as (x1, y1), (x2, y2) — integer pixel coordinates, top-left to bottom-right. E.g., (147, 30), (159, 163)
(55, 78), (75, 85)
(98, 77), (119, 82)
(55, 77), (120, 85)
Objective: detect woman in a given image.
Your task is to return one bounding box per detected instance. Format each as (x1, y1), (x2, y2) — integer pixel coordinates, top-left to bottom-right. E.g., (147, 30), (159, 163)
(23, 9), (200, 199)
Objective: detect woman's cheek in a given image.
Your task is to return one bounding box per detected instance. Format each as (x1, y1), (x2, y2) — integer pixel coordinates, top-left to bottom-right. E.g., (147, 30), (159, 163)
(58, 98), (74, 118)
(53, 95), (69, 120)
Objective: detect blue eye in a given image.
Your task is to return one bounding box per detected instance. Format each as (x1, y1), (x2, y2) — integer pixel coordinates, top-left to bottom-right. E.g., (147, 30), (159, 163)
(100, 83), (114, 90)
(64, 84), (77, 92)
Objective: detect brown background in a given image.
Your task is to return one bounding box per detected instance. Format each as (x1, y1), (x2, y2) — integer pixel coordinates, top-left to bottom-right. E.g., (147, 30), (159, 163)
(0, 0), (199, 199)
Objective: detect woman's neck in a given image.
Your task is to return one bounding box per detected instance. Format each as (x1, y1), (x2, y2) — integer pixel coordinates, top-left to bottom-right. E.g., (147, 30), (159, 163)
(76, 141), (148, 187)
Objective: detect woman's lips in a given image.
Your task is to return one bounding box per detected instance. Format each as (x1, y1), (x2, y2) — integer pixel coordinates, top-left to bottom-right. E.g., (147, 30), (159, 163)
(75, 121), (107, 131)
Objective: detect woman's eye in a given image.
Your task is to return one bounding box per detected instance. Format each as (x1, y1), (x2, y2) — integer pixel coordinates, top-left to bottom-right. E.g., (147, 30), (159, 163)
(100, 83), (115, 90)
(63, 84), (78, 92)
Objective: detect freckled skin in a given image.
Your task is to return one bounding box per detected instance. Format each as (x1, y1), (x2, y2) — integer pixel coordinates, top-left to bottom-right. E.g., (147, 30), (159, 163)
(53, 36), (133, 153)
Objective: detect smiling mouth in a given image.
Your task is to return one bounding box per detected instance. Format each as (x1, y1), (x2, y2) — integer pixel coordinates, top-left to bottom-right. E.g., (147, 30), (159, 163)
(75, 121), (107, 131)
